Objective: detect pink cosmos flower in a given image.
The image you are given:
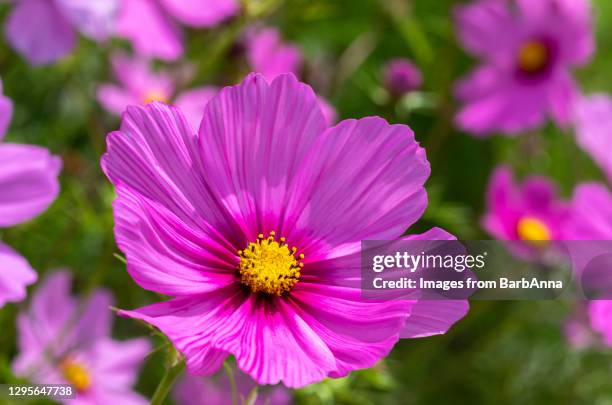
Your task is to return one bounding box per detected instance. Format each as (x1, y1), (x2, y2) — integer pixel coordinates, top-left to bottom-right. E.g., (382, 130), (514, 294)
(174, 370), (291, 405)
(454, 0), (594, 136)
(0, 83), (61, 308)
(101, 73), (468, 388)
(482, 166), (569, 245)
(574, 94), (612, 182)
(116, 0), (239, 61)
(5, 0), (119, 65)
(12, 271), (150, 404)
(97, 54), (218, 131)
(383, 58), (422, 96)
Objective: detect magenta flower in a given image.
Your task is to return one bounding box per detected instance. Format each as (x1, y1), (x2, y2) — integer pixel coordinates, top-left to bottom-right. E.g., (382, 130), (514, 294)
(116, 0), (239, 61)
(12, 271), (151, 404)
(246, 27), (302, 82)
(482, 166), (569, 244)
(102, 73), (468, 387)
(383, 58), (422, 96)
(574, 94), (612, 182)
(5, 0), (119, 65)
(454, 0), (594, 136)
(174, 370), (291, 405)
(97, 54), (218, 130)
(0, 84), (61, 308)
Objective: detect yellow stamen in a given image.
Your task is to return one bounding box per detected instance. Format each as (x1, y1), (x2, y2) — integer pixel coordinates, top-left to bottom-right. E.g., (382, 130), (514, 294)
(238, 231), (303, 296)
(517, 41), (549, 74)
(142, 90), (169, 104)
(517, 216), (551, 243)
(60, 360), (91, 392)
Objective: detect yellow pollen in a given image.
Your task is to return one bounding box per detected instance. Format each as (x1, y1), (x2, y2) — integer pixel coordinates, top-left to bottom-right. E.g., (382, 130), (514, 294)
(142, 90), (169, 104)
(517, 216), (551, 243)
(517, 41), (549, 74)
(238, 231), (303, 296)
(60, 360), (91, 392)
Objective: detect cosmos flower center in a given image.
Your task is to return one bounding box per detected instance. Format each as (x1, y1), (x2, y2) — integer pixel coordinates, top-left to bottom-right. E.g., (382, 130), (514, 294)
(516, 216), (551, 242)
(238, 231), (304, 296)
(517, 41), (550, 74)
(60, 360), (91, 392)
(143, 90), (169, 105)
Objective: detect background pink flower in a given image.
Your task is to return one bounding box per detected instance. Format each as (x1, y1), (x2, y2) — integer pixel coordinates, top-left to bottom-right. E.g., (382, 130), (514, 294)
(454, 0), (594, 136)
(115, 0), (239, 61)
(0, 83), (61, 307)
(12, 271), (150, 405)
(97, 54), (218, 130)
(482, 166), (569, 244)
(102, 73), (467, 388)
(383, 58), (422, 96)
(4, 0), (119, 65)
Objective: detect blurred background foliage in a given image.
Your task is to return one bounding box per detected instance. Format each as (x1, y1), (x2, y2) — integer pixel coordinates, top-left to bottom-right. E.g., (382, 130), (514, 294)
(1, 0), (612, 404)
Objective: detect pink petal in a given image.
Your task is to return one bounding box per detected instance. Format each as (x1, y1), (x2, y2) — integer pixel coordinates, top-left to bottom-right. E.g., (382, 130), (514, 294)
(0, 92), (13, 141)
(54, 0), (120, 41)
(453, 0), (517, 58)
(401, 300), (468, 338)
(111, 186), (237, 296)
(197, 73), (327, 241)
(574, 94), (612, 182)
(119, 286), (338, 388)
(284, 116), (429, 257)
(110, 53), (174, 97)
(5, 0), (76, 65)
(0, 242), (37, 307)
(455, 66), (548, 136)
(547, 72), (578, 126)
(398, 228), (469, 338)
(289, 282), (413, 378)
(174, 86), (219, 132)
(588, 300), (612, 345)
(90, 337), (151, 389)
(159, 0), (239, 27)
(0, 144), (61, 227)
(567, 183), (612, 240)
(12, 271), (76, 375)
(115, 0), (183, 61)
(101, 104), (241, 296)
(72, 289), (114, 344)
(97, 84), (140, 116)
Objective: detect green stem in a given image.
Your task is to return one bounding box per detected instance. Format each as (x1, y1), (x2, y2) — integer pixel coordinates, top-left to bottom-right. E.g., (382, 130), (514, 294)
(151, 359), (185, 405)
(244, 386), (259, 405)
(224, 361), (239, 405)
